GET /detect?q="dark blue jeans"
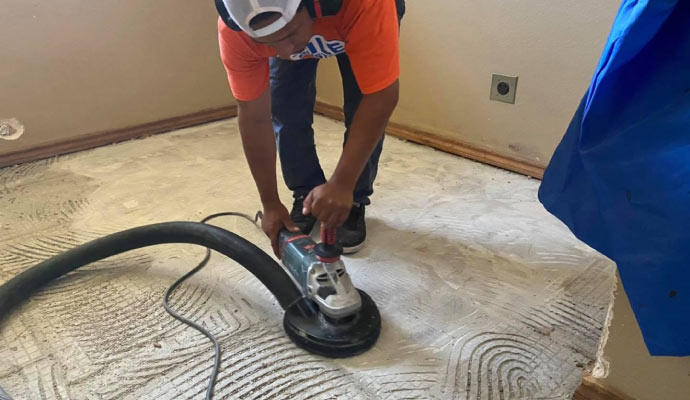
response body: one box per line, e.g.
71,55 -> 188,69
269,0 -> 405,205
269,55 -> 382,205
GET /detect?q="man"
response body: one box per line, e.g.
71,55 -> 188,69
217,0 -> 404,256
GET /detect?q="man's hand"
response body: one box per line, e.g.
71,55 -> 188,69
261,201 -> 301,257
302,181 -> 353,229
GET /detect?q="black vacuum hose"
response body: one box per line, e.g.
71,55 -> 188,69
0,219 -> 381,399
0,221 -> 303,323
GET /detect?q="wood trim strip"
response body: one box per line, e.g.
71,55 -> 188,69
3,102 -> 545,180
574,376 -> 636,400
314,101 -> 546,179
0,105 -> 238,168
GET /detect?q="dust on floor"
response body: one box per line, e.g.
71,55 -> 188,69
0,115 -> 616,399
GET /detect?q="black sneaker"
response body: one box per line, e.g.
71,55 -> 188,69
337,203 -> 366,254
290,197 -> 317,235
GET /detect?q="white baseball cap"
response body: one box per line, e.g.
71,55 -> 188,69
220,0 -> 303,38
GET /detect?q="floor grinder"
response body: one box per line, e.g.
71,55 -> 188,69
0,217 -> 381,399
279,227 -> 380,357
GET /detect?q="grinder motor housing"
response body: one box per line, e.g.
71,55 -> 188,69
278,230 -> 362,319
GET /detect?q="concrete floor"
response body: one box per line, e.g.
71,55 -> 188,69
0,116 -> 616,399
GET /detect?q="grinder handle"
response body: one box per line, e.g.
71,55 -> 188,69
316,226 -> 341,260
321,227 -> 337,245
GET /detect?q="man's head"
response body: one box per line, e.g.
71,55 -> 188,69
221,0 -> 314,58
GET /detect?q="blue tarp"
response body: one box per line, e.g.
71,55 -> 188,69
539,0 -> 690,356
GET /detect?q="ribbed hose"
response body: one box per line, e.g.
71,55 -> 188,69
0,221 -> 303,323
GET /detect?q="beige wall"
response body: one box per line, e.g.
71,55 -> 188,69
601,275 -> 690,400
1,0 -> 233,155
317,0 -> 620,165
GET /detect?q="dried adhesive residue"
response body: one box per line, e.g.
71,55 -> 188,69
592,277 -> 618,379
0,116 -> 617,399
0,118 -> 25,140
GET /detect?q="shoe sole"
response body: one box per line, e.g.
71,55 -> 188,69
341,241 -> 365,254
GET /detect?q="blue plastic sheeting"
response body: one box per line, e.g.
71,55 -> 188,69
539,0 -> 690,356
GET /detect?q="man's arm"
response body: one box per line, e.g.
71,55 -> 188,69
237,89 -> 279,206
237,89 -> 299,256
303,80 -> 399,228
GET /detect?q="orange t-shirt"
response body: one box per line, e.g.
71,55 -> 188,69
218,0 -> 400,101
